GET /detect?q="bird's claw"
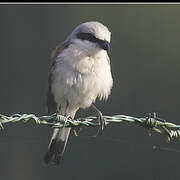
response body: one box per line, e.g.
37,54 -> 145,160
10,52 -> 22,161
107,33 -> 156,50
64,114 -> 73,120
90,104 -> 106,137
98,112 -> 106,132
93,112 -> 106,137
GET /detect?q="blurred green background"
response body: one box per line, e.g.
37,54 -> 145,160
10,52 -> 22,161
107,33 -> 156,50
0,4 -> 180,180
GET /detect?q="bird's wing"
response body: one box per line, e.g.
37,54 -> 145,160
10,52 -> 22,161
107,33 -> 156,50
47,41 -> 69,114
50,41 -> 69,66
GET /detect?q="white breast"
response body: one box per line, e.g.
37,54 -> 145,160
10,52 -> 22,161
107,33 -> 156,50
51,44 -> 113,113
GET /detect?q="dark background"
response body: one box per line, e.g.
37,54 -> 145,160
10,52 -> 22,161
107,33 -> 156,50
0,4 -> 180,180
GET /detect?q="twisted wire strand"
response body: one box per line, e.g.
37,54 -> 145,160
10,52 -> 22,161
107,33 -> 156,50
0,112 -> 180,142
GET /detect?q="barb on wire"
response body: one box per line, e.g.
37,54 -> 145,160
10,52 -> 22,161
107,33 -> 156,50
0,112 -> 180,142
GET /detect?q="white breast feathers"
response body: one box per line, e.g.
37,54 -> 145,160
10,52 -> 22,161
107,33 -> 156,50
51,44 -> 113,113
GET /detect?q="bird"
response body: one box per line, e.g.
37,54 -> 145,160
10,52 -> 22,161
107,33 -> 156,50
44,21 -> 113,165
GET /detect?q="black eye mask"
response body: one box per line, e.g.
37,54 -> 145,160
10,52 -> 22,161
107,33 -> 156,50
76,33 -> 110,51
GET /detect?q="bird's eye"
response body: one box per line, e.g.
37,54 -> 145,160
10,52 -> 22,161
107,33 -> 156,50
76,32 -> 110,51
77,33 -> 98,43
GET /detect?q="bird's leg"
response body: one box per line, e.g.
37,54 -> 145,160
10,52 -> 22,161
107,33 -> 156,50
64,100 -> 73,120
61,101 -> 73,127
91,104 -> 106,136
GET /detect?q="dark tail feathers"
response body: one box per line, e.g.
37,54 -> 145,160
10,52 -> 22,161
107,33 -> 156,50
44,138 -> 65,165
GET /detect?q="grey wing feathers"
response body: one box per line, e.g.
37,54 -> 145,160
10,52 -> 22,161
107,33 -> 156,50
47,41 -> 69,115
47,72 -> 57,115
45,41 -> 70,166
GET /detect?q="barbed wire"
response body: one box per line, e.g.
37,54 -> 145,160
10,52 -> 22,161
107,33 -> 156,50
0,112 -> 180,142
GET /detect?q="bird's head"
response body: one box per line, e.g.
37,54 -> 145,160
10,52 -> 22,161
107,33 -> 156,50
66,21 -> 111,54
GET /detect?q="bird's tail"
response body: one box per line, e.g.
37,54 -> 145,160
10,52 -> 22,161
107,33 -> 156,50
44,127 -> 71,165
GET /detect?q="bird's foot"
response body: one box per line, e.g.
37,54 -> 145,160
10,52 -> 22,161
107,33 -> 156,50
64,114 -> 73,120
98,111 -> 106,132
91,104 -> 106,137
61,114 -> 73,128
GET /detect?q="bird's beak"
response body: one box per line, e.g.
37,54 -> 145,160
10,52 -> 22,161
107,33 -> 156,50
98,41 -> 110,52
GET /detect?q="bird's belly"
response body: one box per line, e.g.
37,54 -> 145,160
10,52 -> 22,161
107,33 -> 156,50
70,72 -> 101,108
52,51 -> 113,111
52,68 -> 112,111
62,72 -> 101,109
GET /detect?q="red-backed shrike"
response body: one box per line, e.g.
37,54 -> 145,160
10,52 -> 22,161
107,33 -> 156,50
44,21 -> 113,165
